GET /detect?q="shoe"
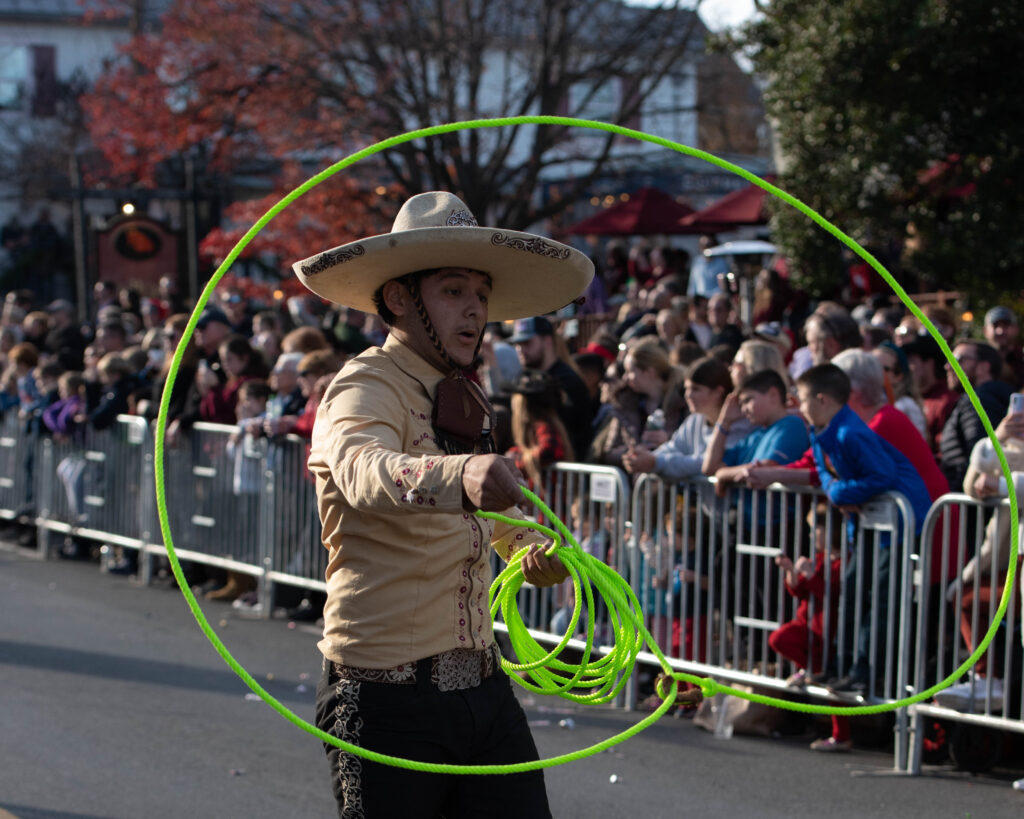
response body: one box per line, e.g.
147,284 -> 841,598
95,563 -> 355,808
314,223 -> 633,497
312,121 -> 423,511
107,558 -> 137,576
828,675 -> 867,696
785,669 -> 807,688
807,670 -> 835,686
232,592 -> 264,615
58,538 -> 90,560
934,677 -> 1004,713
810,737 -> 852,753
285,598 -> 323,622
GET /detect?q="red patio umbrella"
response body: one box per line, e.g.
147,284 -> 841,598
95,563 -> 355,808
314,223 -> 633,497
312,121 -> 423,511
681,175 -> 776,230
567,186 -> 698,236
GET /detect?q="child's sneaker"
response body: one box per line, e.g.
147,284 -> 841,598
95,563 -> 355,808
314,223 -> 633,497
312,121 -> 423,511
785,669 -> 807,688
810,737 -> 852,753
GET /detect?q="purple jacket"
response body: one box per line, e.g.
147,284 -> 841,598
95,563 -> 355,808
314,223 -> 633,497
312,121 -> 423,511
42,394 -> 85,436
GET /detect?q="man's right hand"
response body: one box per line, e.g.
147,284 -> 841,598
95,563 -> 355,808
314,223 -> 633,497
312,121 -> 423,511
462,454 -> 525,512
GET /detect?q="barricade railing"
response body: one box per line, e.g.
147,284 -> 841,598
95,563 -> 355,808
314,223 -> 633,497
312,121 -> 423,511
485,462 -> 635,704
35,415 -> 152,555
632,474 -> 919,769
0,411 -> 37,528
907,493 -> 1023,774
1,412 -> 978,771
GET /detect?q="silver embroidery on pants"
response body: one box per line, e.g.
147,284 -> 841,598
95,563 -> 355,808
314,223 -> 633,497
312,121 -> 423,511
332,679 -> 365,819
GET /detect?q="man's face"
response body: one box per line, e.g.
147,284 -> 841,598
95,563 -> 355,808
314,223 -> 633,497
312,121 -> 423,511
797,384 -> 830,429
947,344 -> 978,390
515,335 -> 545,369
985,319 -> 1018,352
708,296 -> 730,329
238,393 -> 265,420
906,353 -> 935,394
271,367 -> 298,395
805,322 -> 836,365
223,293 -> 247,323
414,268 -> 491,369
94,326 -> 124,354
739,388 -> 777,427
195,321 -> 229,355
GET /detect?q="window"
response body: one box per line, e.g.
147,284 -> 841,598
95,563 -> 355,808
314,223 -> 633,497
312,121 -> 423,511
0,45 -> 29,111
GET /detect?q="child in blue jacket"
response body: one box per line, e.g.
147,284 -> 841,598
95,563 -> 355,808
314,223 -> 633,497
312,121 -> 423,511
795,363 -> 932,696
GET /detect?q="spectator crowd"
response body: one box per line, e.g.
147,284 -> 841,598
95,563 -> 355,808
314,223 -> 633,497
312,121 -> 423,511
3,232 -> 1023,762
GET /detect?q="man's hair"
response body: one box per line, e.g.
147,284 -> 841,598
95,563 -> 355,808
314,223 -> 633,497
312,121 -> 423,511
685,356 -> 732,393
572,352 -> 607,379
372,270 -> 438,326
831,348 -> 885,406
960,340 -> 1002,381
903,335 -> 946,377
737,368 -> 788,402
8,342 -> 39,367
239,378 -> 271,402
298,349 -> 339,378
280,325 -> 330,354
98,319 -> 127,340
36,361 -> 64,381
796,363 -> 851,404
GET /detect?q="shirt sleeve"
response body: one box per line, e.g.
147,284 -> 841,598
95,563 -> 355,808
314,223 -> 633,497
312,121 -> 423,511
815,427 -> 897,506
489,507 -> 547,562
653,415 -> 706,480
315,366 -> 473,515
764,417 -> 810,465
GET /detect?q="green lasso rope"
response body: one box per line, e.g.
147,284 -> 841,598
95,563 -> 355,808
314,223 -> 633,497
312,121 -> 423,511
153,115 -> 1018,774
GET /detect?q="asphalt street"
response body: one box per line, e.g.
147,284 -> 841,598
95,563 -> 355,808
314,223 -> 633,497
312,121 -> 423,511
2,542 -> 1022,819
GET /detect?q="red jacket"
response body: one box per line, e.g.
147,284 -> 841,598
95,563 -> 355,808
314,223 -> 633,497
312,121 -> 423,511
785,551 -> 843,639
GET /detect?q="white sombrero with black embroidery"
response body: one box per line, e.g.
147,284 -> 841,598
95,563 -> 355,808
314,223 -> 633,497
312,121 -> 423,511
292,191 -> 593,321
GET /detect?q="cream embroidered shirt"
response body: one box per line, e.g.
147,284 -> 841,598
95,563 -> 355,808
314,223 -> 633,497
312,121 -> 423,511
309,334 -> 543,668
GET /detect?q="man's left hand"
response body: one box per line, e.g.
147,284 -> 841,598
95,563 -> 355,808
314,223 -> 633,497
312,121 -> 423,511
520,545 -> 569,587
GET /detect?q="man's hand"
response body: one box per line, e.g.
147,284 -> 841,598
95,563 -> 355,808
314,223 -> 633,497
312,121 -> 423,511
520,544 -> 569,587
461,454 -> 525,512
973,472 -> 999,498
623,445 -> 656,475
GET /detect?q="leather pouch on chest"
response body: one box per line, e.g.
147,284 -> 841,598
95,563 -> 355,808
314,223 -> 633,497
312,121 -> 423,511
432,374 -> 493,451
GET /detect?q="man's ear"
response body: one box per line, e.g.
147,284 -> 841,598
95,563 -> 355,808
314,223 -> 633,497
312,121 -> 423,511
381,280 -> 408,319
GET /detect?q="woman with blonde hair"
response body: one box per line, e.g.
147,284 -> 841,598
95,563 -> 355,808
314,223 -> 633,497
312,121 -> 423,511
589,338 -> 685,468
729,339 -> 791,391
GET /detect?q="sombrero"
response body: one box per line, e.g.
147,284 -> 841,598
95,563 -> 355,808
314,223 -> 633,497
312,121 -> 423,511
292,191 -> 593,321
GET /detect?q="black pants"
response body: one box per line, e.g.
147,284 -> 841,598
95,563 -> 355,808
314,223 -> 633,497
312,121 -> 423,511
315,658 -> 551,819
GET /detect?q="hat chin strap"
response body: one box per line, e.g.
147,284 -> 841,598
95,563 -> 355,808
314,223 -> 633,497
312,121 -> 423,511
402,277 -> 494,456
404,276 -> 484,374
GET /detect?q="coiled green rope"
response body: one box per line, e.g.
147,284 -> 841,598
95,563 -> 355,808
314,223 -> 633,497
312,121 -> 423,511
153,115 -> 1017,773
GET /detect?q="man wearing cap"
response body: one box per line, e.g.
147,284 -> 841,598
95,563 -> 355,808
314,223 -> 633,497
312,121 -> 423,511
43,299 -> 86,371
294,191 -> 592,818
904,335 -> 958,454
939,339 -> 1013,490
984,305 -> 1024,389
166,307 -> 232,444
509,315 -> 593,459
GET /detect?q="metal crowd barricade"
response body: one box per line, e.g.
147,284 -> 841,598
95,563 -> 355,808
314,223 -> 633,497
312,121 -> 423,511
907,493 -> 1023,774
143,421 -> 267,587
631,473 -> 918,769
491,463 -> 634,701
1,409 -> 937,756
262,433 -> 327,597
0,411 -> 37,526
34,416 -> 152,560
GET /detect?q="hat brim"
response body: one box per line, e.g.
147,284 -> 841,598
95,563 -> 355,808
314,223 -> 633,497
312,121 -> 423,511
292,227 -> 593,322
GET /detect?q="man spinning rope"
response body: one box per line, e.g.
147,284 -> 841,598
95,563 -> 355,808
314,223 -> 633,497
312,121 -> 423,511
293,191 -> 593,818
